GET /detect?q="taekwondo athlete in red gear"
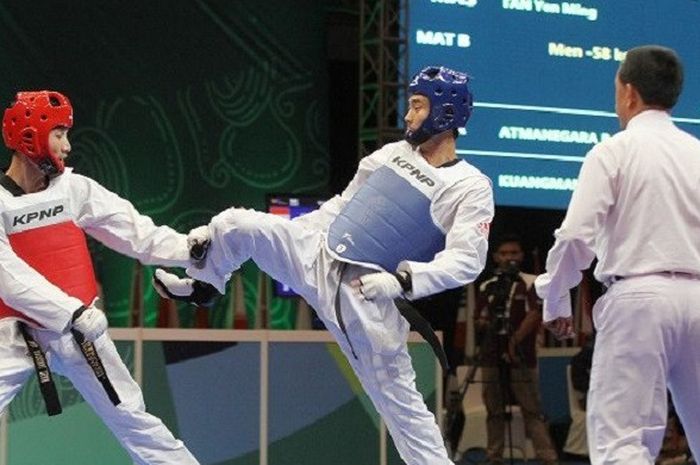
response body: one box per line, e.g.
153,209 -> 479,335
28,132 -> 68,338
0,91 -> 200,465
154,67 -> 494,465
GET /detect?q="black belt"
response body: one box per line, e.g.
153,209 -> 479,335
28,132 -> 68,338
394,299 -> 449,371
335,263 -> 359,360
71,328 -> 121,407
18,323 -> 62,416
333,265 -> 449,370
18,322 -> 122,415
606,271 -> 700,288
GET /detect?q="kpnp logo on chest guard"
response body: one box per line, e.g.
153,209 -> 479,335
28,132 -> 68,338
327,148 -> 449,272
3,199 -> 72,233
388,154 -> 444,196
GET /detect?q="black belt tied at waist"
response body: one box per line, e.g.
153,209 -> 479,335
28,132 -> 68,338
69,328 -> 122,407
18,320 -> 122,417
69,306 -> 121,407
333,264 -> 449,371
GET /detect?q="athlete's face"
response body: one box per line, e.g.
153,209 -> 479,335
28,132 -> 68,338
493,241 -> 524,269
47,126 -> 71,167
404,94 -> 430,133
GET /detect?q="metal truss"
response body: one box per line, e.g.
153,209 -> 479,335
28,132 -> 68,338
358,0 -> 409,158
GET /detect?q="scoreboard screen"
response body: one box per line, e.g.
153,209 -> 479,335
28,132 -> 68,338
408,0 -> 700,209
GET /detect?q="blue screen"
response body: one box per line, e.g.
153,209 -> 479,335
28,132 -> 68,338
408,0 -> 700,209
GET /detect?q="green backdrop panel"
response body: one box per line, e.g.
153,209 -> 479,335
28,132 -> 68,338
0,0 -> 334,329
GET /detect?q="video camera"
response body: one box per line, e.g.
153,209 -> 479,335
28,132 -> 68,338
484,260 -> 521,335
494,260 -> 520,281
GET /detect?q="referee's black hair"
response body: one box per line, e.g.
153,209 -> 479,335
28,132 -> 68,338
618,45 -> 683,109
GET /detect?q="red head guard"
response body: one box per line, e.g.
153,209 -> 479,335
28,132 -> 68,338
2,91 -> 73,175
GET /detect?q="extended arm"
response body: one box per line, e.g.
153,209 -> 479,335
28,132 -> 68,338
75,175 -> 190,267
535,147 -> 617,326
353,175 -> 493,301
399,176 -> 494,299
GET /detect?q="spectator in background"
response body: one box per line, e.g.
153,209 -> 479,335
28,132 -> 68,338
475,234 -> 558,465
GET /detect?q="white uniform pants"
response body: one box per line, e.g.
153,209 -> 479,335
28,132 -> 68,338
588,274 -> 700,464
0,321 -> 198,465
194,208 -> 452,465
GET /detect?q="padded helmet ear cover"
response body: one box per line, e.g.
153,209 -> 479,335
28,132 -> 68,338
405,66 -> 473,145
3,91 -> 73,175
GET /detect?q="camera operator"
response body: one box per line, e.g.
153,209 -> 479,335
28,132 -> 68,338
475,234 -> 558,465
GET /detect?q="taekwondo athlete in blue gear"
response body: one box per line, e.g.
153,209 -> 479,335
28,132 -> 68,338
154,66 -> 494,465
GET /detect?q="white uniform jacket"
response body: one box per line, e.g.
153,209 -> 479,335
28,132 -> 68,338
0,168 -> 189,333
296,140 -> 494,299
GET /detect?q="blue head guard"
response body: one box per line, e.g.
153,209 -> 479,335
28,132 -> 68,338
405,66 -> 473,145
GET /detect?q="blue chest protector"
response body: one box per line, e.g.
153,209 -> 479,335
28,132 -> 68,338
327,164 -> 445,272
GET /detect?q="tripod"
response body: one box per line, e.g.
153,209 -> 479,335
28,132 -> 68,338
485,330 -> 525,464
446,270 -> 532,464
445,342 -> 530,464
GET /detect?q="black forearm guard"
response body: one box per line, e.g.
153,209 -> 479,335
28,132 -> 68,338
191,280 -> 221,307
394,271 -> 413,293
153,274 -> 221,307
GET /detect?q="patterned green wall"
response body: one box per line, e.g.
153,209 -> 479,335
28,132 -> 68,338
0,1 -> 336,328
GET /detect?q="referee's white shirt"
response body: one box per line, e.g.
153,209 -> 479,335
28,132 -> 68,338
535,109 -> 700,321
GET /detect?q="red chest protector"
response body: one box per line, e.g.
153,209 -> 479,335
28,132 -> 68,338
0,221 -> 98,326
